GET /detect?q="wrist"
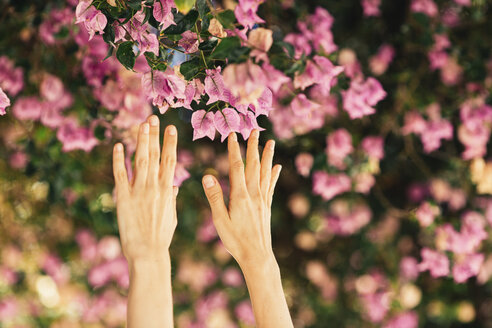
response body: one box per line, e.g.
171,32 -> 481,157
239,253 -> 280,278
128,251 -> 171,272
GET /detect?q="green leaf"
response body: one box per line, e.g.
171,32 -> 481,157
103,46 -> 114,61
116,41 -> 136,70
180,57 -> 204,80
275,41 -> 295,58
198,38 -> 218,51
163,10 -> 199,34
174,0 -> 196,14
216,10 -> 235,28
127,0 -> 142,11
144,52 -> 167,71
196,0 -> 210,18
211,37 -> 241,59
103,24 -> 115,43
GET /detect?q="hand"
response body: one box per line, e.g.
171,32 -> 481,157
112,115 -> 178,264
202,130 -> 282,268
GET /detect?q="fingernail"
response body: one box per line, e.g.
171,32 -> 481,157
150,116 -> 159,126
143,123 -> 149,134
229,132 -> 237,141
203,176 -> 215,188
168,125 -> 177,136
251,129 -> 259,139
115,143 -> 123,152
269,140 -> 275,150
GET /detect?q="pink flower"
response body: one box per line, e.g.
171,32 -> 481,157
40,74 -> 65,102
312,171 -> 351,201
361,136 -> 384,160
294,56 -> 344,93
178,31 -> 199,53
342,77 -> 386,119
410,0 -> 439,17
234,0 -> 265,29
214,108 -> 241,142
361,292 -> 390,323
362,0 -> 381,17
415,202 -> 439,227
0,56 -> 24,96
262,62 -> 290,93
418,248 -> 449,278
295,153 -> 314,177
12,96 -> 42,120
354,172 -> 375,194
369,44 -> 395,75
238,111 -> 264,140
222,60 -> 268,106
153,0 -> 175,29
440,57 -> 463,86
141,68 -> 187,113
428,50 -> 449,70
0,88 -> 10,115
325,201 -> 372,236
197,217 -> 218,242
96,80 -> 123,111
204,67 -> 231,105
76,1 -> 107,40
453,253 -> 484,283
174,163 -> 191,187
384,312 -> 418,328
248,27 -> 273,61
235,300 -> 255,325
222,268 -> 243,287
400,257 -> 420,281
9,151 -> 28,170
326,129 -> 353,169
454,0 -> 471,6
56,118 -> 99,152
0,297 -> 19,321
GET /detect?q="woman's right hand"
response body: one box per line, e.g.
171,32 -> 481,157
201,130 -> 282,268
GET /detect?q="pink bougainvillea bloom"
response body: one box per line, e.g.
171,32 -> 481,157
342,77 -> 386,119
235,300 -> 256,326
361,292 -> 390,323
178,31 -> 199,54
0,56 -> 24,96
410,0 -> 439,17
454,0 -> 471,6
326,128 -> 353,169
204,67 -> 231,105
174,163 -> 191,187
141,68 -> 187,113
362,0 -> 381,17
354,172 -> 376,194
12,96 -> 42,120
153,0 -> 175,29
294,56 -> 344,93
453,253 -> 484,283
76,1 -> 107,40
400,257 -> 420,281
325,201 -> 372,236
361,136 -> 384,160
248,27 -> 273,61
418,248 -> 449,277
214,108 -> 241,142
415,202 -> 439,227
222,267 -> 243,287
234,0 -> 265,29
191,110 -> 216,141
223,60 -> 268,106
238,111 -> 264,140
369,44 -> 395,75
295,153 -> 314,177
40,74 -> 65,102
384,311 -> 419,328
290,93 -> 320,118
312,171 -> 351,201
261,62 -> 290,93
56,118 -> 99,152
197,217 -> 217,242
0,88 -> 10,115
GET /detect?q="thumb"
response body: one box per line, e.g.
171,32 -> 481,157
202,175 -> 229,222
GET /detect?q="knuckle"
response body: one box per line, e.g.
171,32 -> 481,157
136,157 -> 148,168
163,154 -> 176,167
149,149 -> 160,159
208,191 -> 222,204
231,160 -> 244,170
116,170 -> 127,181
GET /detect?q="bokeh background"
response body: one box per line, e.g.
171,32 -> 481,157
1,0 -> 492,327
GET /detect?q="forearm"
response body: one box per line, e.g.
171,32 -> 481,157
240,256 -> 294,328
127,254 -> 173,328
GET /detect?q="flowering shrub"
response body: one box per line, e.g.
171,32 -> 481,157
1,0 -> 492,327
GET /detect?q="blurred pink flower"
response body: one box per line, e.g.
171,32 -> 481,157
410,0 -> 439,17
342,77 -> 386,119
0,56 -> 24,96
248,27 -> 273,62
361,292 -> 390,323
416,202 -> 439,227
418,248 -> 449,277
56,118 -> 99,152
0,297 -> 19,321
0,87 -> 10,115
440,57 -> 463,85
325,201 -> 372,236
222,268 -> 243,287
354,172 -> 376,194
234,0 -> 265,29
294,56 -> 343,93
295,153 -> 314,177
361,136 -> 384,160
326,129 -> 353,169
362,0 -> 381,16
235,300 -> 255,326
197,217 -> 218,243
453,253 -> 484,283
12,96 -> 42,121
312,171 -> 351,201
400,257 -> 419,281
369,44 -> 395,75
384,311 -> 418,328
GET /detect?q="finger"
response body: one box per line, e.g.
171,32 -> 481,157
260,140 -> 275,201
173,186 -> 179,224
228,132 -> 247,196
245,130 -> 261,200
147,115 -> 160,188
267,164 -> 282,207
202,175 -> 229,223
133,122 -> 150,190
113,143 -> 129,195
159,125 -> 178,190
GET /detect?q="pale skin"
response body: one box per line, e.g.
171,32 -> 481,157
112,115 -> 293,327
